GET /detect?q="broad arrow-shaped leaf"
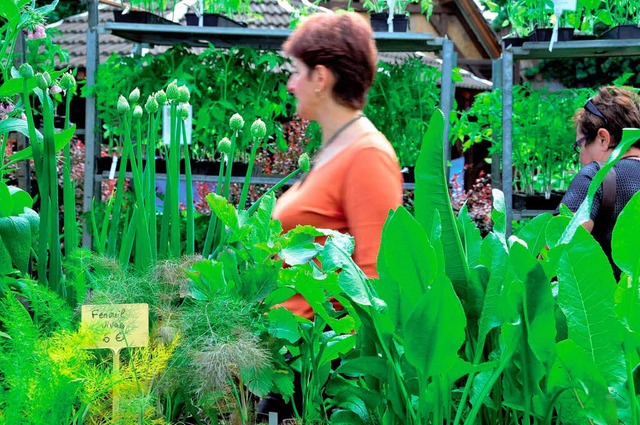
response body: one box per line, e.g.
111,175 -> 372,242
404,273 -> 466,378
414,109 -> 469,299
612,190 -> 640,280
377,206 -> 437,334
0,215 -> 32,273
556,226 -> 625,386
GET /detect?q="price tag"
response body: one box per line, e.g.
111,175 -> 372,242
81,303 -> 149,350
554,0 -> 576,11
108,155 -> 118,180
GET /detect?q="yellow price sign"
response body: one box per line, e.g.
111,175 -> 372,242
81,303 -> 149,350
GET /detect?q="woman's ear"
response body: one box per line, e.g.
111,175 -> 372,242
596,128 -> 613,151
313,64 -> 334,93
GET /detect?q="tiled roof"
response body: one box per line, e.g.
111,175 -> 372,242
50,0 -> 293,67
50,1 -> 490,89
249,0 -> 294,29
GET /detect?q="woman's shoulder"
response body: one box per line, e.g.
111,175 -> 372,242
580,161 -> 603,177
349,131 -> 397,158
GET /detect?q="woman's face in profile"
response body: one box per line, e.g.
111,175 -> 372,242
287,58 -> 318,120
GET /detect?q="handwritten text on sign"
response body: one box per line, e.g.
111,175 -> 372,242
81,303 -> 149,350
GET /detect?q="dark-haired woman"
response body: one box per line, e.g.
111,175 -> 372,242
272,12 -> 403,318
560,86 -> 640,279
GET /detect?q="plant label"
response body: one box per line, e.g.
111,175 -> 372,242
553,0 -> 576,12
162,104 -> 192,145
81,303 -> 149,350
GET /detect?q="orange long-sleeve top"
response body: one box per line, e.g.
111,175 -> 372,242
272,131 -> 403,319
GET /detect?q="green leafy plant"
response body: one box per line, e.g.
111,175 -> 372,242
1,0 -> 78,303
362,0 -> 433,16
365,57 -> 444,168
88,46 -> 292,163
451,84 -> 590,196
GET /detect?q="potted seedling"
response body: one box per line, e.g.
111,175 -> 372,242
112,0 -> 178,25
363,0 -> 432,32
184,0 -> 249,27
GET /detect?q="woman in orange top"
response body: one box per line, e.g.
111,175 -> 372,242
272,12 -> 404,319
258,11 -> 403,422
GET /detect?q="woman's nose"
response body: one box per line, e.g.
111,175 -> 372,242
286,76 -> 296,94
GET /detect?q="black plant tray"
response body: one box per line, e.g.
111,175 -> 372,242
600,24 -> 640,40
513,192 -> 564,211
528,28 -> 574,42
184,13 -> 247,28
113,10 -> 178,25
370,13 -> 409,33
502,36 -> 527,48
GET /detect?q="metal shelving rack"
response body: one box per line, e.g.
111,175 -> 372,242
496,38 -> 640,234
84,0 -> 457,245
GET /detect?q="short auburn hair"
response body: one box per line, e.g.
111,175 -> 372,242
575,86 -> 640,150
283,12 -> 377,110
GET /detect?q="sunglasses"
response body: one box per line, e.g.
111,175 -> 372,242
584,98 -> 608,124
573,135 -> 588,154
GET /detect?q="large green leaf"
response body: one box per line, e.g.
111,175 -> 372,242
268,307 -> 301,344
0,240 -> 12,274
320,333 -> 356,365
0,118 -> 43,144
335,356 -> 388,381
0,183 -> 11,217
326,380 -> 382,424
523,262 -> 557,368
515,212 -> 553,258
318,229 -> 355,272
283,267 -> 354,334
556,227 -> 625,386
414,109 -> 469,297
491,189 -> 507,246
280,232 -> 318,266
377,206 -> 437,333
6,124 -> 75,163
548,340 -> 618,425
477,233 -> 510,344
319,231 -> 376,309
7,186 -> 33,216
206,192 -> 240,233
457,204 -> 482,269
611,191 -> 640,280
0,215 -> 32,274
0,0 -> 19,19
404,273 -> 466,378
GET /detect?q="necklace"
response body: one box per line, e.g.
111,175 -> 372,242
322,114 -> 364,149
298,114 -> 364,186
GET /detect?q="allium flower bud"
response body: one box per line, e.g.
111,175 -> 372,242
229,113 -> 244,131
132,105 -> 143,119
166,81 -> 179,101
177,85 -> 190,103
59,73 -> 76,91
43,71 -> 52,87
117,95 -> 130,115
217,137 -> 232,154
35,72 -> 48,90
144,95 -> 159,114
19,63 -> 34,79
155,90 -> 167,105
49,85 -> 62,95
250,118 -> 267,140
177,103 -> 190,120
298,153 -> 310,172
129,87 -> 140,103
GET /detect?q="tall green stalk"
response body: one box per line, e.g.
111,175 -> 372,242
61,73 -> 78,258
238,119 -> 266,210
